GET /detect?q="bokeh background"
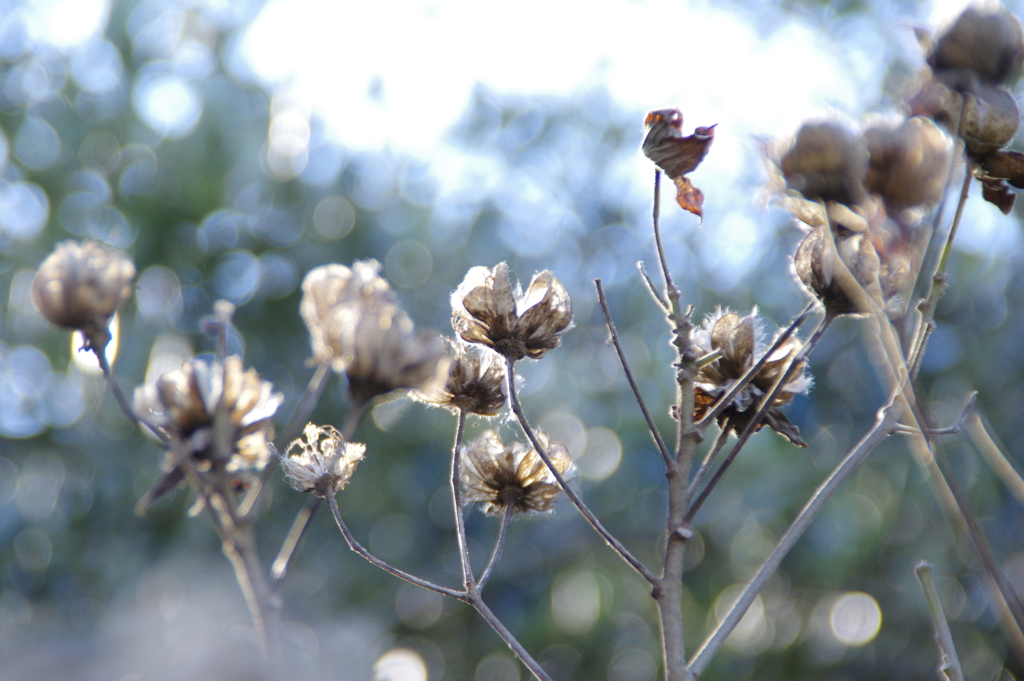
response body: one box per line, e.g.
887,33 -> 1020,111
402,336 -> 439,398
3,0 -> 1024,679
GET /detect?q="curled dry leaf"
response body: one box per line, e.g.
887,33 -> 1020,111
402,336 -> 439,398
642,108 -> 715,219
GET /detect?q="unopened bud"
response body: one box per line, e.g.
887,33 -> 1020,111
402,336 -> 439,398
32,240 -> 135,335
780,122 -> 867,205
865,117 -> 953,208
930,6 -> 1024,87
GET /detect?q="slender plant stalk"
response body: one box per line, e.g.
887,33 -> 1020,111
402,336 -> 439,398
916,562 -> 965,681
689,396 -> 904,674
595,278 -> 672,466
268,399 -> 369,587
327,492 -> 466,599
451,410 -> 474,587
638,261 -> 670,311
684,314 -> 833,525
506,358 -> 656,584
685,422 -> 731,505
478,504 -> 513,591
469,594 -> 554,681
967,413 -> 1024,509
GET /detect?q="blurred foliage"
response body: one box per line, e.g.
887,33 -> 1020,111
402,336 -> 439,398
3,0 -> 1024,680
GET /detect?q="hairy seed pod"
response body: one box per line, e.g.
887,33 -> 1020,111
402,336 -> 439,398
794,227 -> 882,316
930,5 -> 1024,87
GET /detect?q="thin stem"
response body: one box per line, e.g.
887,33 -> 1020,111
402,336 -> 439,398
451,410 -> 473,587
685,421 -> 731,506
478,504 -> 512,592
916,562 -> 965,681
967,412 -> 1024,509
267,399 -> 370,587
652,169 -> 678,303
470,595 -> 554,681
637,261 -> 670,312
506,358 -> 656,584
595,278 -> 672,467
327,493 -> 467,600
685,314 -> 832,525
241,363 -> 332,518
695,303 -> 815,432
87,330 -> 163,439
689,397 -> 903,675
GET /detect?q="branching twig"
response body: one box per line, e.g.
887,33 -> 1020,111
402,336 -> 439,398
451,410 -> 474,587
638,261 -> 670,312
916,562 -> 965,681
967,412 -> 1024,509
506,359 -> 656,584
478,504 -> 513,591
685,421 -> 731,505
689,397 -> 903,674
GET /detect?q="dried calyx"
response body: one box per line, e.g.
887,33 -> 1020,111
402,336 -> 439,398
461,429 -> 575,516
301,261 -> 448,403
32,240 -> 136,347
452,262 -> 573,362
133,356 -> 282,508
412,338 -> 508,417
689,309 -> 812,447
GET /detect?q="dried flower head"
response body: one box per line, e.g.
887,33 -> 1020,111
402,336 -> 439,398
779,121 -> 867,205
691,309 -> 812,447
134,356 -> 282,506
865,117 -> 953,209
413,338 -> 507,416
280,423 -> 365,497
461,430 -> 574,515
793,225 -> 884,317
300,261 -> 397,372
301,261 -> 448,402
930,5 -> 1024,88
452,263 -> 573,361
32,240 -> 136,340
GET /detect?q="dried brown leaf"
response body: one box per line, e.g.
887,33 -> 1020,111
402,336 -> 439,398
642,108 -> 715,219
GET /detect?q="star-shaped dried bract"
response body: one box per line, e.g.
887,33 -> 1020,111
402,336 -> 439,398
642,108 -> 716,219
133,356 -> 283,508
461,430 -> 574,516
452,263 -> 573,362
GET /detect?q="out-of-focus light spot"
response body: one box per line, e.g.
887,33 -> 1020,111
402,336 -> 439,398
475,652 -> 520,681
608,648 -> 657,681
313,195 -> 356,240
373,648 -> 427,681
24,0 -> 109,49
253,207 -> 303,247
15,454 -> 65,522
48,369 -> 85,428
385,240 -> 432,288
0,127 -> 8,171
552,569 -> 601,634
14,117 -> 61,171
118,144 -> 158,198
369,513 -> 414,562
137,266 -> 183,325
714,585 -> 771,653
829,591 -> 881,646
144,334 -> 193,385
4,58 -> 65,106
197,209 -> 244,253
0,181 -> 49,242
0,345 -> 54,438
70,40 -> 123,93
14,527 -> 52,571
265,87 -> 311,180
213,250 -> 260,303
132,70 -> 202,139
257,251 -> 298,300
538,411 -> 587,455
72,313 -> 119,375
395,583 -> 443,629
577,426 -> 621,481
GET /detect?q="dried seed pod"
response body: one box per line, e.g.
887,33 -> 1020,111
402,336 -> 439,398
865,117 -> 953,208
460,430 -> 574,516
793,227 -> 883,316
780,121 -> 867,205
412,338 -> 507,417
452,263 -> 573,361
32,240 -> 136,336
960,86 -> 1019,155
930,5 -> 1024,87
690,309 -> 812,447
280,423 -> 365,497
